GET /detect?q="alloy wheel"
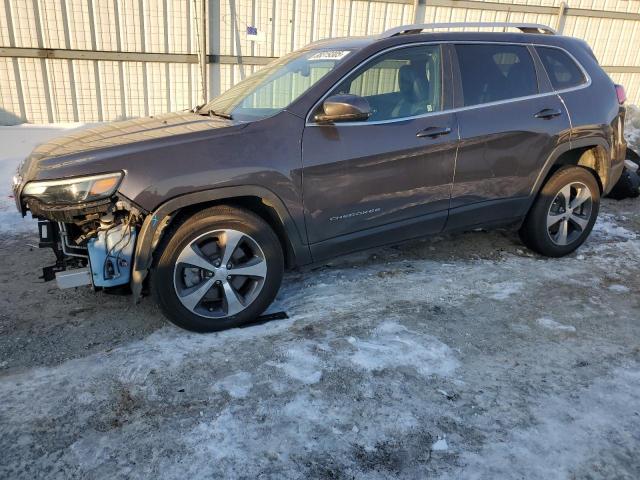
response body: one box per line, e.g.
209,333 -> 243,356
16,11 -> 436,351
172,229 -> 267,318
546,181 -> 593,246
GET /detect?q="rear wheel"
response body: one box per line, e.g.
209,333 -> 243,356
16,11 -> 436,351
520,166 -> 600,257
151,206 -> 284,332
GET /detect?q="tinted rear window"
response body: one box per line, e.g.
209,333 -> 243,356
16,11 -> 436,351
455,44 -> 538,107
536,47 -> 586,90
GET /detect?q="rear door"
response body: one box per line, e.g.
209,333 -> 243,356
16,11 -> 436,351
448,42 -> 571,230
301,44 -> 459,259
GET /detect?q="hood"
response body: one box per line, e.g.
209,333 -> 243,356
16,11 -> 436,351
13,111 -> 245,213
30,112 -> 232,161
17,112 -> 240,180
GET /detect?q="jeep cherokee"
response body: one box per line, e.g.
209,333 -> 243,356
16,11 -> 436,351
12,22 -> 627,332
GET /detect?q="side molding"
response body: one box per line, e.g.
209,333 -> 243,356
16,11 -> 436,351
130,186 -> 311,301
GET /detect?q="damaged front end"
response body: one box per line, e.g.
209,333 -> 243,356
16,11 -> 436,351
18,173 -> 145,292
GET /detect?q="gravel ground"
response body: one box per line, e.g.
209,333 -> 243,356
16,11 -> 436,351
1,196 -> 639,479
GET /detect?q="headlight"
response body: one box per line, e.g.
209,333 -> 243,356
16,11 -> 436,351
22,172 -> 123,204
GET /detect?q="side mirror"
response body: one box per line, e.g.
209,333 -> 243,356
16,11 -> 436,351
314,94 -> 371,124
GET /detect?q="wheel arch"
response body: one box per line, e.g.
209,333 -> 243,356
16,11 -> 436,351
531,139 -> 612,198
131,186 -> 312,301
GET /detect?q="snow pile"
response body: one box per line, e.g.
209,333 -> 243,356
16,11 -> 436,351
536,317 -> 576,333
626,104 -> 640,152
590,213 -> 637,242
348,321 -> 459,377
0,123 -> 87,235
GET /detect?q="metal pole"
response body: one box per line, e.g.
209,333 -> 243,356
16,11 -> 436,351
200,0 -> 208,103
556,1 -> 567,34
413,0 -> 425,24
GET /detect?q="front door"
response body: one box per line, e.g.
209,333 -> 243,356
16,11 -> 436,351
301,44 -> 459,259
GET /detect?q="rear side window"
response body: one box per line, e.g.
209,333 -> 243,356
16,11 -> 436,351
455,44 -> 538,107
536,47 -> 586,90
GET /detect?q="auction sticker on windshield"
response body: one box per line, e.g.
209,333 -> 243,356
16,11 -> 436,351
308,50 -> 351,61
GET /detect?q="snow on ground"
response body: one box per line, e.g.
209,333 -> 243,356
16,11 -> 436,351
1,120 -> 640,478
0,123 -> 87,234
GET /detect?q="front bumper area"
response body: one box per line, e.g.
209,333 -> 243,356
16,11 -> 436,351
24,193 -> 144,292
37,219 -> 138,290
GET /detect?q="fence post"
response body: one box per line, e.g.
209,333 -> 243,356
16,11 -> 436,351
413,0 -> 426,24
556,1 -> 567,34
200,0 -> 208,104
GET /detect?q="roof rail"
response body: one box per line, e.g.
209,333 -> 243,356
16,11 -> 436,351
380,22 -> 557,38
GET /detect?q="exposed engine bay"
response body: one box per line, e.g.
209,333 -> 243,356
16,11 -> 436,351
34,197 -> 144,291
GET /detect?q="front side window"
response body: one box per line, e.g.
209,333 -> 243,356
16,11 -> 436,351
455,44 -> 538,107
201,48 -> 353,121
327,45 -> 442,121
536,47 -> 586,90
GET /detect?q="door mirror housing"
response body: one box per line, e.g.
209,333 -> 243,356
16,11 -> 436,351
314,94 -> 371,123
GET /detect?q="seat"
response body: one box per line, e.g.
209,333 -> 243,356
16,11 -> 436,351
391,65 -> 430,118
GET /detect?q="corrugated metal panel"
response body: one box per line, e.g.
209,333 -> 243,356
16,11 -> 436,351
0,0 -> 205,124
1,0 -> 640,124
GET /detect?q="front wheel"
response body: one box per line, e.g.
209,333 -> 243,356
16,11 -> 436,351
520,166 -> 600,257
151,206 -> 284,332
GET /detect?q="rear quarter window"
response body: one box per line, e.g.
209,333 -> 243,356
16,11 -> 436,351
536,47 -> 587,90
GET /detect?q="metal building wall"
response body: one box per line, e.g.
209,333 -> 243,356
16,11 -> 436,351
0,0 -> 205,125
1,0 -> 639,125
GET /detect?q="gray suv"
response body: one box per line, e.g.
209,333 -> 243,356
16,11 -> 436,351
13,23 -> 627,332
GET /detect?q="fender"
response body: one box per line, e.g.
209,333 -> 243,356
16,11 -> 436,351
130,185 -> 312,301
529,137 -> 612,200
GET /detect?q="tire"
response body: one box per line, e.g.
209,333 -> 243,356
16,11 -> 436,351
151,205 -> 284,332
607,169 -> 640,200
519,166 -> 600,257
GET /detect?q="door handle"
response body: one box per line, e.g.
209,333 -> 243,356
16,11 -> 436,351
416,126 -> 452,138
534,108 -> 562,119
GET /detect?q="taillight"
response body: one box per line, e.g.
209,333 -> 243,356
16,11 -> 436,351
615,84 -> 627,104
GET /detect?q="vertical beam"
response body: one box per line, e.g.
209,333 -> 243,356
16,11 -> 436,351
365,0 -> 371,34
557,1 -> 567,34
3,0 -> 27,121
329,0 -> 335,38
114,0 -> 128,119
163,0 -> 171,112
186,0 -> 193,105
270,0 -> 277,57
209,0 -> 221,98
60,0 -> 79,121
230,0 -> 245,81
251,0 -> 256,57
200,0 -> 208,101
138,0 -> 149,116
413,0 -> 425,24
290,0 -> 296,52
32,0 -> 54,122
87,0 -> 103,121
309,0 -> 316,43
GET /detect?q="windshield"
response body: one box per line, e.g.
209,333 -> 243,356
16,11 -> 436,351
200,48 -> 353,121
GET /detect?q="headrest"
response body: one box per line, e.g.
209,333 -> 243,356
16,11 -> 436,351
398,65 -> 429,101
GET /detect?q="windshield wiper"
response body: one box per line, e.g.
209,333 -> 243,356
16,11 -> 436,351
206,109 -> 233,120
